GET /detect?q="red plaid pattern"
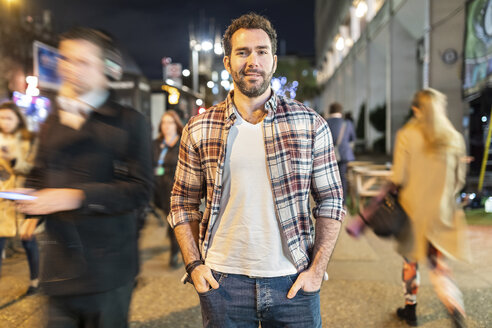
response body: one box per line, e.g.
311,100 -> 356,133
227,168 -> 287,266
170,92 -> 345,271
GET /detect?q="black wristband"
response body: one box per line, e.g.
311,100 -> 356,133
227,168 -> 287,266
185,259 -> 204,276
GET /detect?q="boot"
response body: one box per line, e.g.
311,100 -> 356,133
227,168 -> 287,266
397,303 -> 418,326
25,286 -> 38,296
451,310 -> 466,328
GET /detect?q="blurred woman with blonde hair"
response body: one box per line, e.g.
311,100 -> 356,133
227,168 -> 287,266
0,101 -> 39,295
392,88 -> 469,327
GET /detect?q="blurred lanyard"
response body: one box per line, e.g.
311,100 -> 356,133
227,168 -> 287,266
155,141 -> 169,176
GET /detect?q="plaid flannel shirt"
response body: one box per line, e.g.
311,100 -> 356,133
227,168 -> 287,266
170,91 -> 345,271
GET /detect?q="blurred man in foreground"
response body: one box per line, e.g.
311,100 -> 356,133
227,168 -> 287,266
17,27 -> 152,327
170,13 -> 345,327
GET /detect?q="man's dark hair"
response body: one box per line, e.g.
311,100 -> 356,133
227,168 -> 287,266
329,102 -> 344,114
59,27 -> 123,81
222,13 -> 277,57
60,27 -> 110,57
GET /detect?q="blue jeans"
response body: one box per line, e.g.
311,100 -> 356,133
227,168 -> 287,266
0,237 -> 39,280
198,270 -> 322,328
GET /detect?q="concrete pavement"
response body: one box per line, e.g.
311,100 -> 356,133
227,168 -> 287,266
1,214 -> 491,327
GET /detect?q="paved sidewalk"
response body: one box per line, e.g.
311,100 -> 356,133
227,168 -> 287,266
1,215 -> 491,327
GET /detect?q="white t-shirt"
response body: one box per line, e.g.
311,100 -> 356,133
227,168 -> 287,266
205,110 -> 297,277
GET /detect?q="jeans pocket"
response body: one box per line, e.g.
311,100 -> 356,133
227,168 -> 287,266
197,270 -> 226,297
298,288 -> 321,296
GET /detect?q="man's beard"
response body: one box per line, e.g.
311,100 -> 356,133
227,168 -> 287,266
231,64 -> 274,98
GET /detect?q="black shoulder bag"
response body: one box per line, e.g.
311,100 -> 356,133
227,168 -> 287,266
359,185 -> 409,238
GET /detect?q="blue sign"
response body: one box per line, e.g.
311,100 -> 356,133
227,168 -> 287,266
33,41 -> 61,90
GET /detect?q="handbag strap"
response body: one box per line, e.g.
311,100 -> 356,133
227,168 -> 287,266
336,121 -> 347,147
358,211 -> 370,225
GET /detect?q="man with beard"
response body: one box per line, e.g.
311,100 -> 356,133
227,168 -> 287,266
170,13 -> 345,327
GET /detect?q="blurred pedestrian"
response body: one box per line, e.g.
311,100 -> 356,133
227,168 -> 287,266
392,88 -> 469,327
170,13 -> 344,327
344,111 -> 354,124
0,101 -> 39,295
16,27 -> 152,328
153,110 -> 182,268
326,102 -> 356,203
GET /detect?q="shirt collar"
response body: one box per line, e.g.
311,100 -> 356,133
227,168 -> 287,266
224,91 -> 236,120
78,88 -> 110,109
225,90 -> 278,121
57,89 -> 116,117
328,113 -> 343,119
264,91 -> 277,113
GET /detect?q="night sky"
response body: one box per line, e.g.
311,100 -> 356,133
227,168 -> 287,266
33,0 -> 315,79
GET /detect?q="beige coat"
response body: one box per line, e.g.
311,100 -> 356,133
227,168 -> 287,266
0,132 -> 36,237
391,119 -> 469,262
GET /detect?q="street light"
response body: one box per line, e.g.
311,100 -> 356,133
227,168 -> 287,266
221,70 -> 229,80
220,80 -> 230,90
355,1 -> 368,18
25,76 -> 39,97
335,36 -> 345,51
214,42 -> 223,55
201,40 -> 213,52
190,39 -> 213,93
190,39 -> 200,92
3,0 -> 17,13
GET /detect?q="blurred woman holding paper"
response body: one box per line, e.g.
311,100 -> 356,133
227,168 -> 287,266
0,101 -> 39,295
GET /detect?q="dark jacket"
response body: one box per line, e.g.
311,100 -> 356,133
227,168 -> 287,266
25,97 -> 153,296
326,117 -> 356,163
152,137 -> 180,213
